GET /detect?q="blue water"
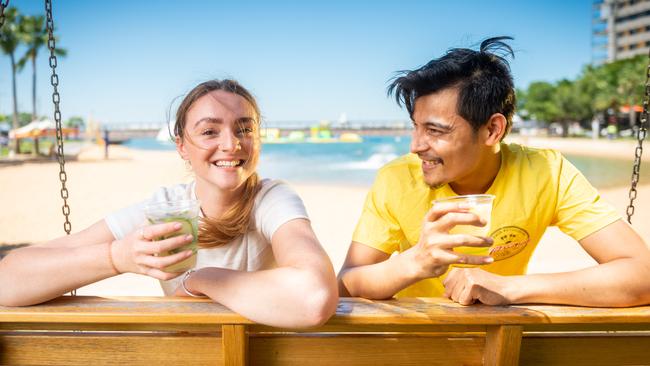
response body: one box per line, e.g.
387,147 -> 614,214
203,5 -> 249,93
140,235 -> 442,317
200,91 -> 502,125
125,136 -> 650,188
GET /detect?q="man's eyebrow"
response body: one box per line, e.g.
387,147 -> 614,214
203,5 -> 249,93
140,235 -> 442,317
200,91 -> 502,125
413,120 -> 453,131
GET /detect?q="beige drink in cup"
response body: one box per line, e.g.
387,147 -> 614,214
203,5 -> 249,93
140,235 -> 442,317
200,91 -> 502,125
144,199 -> 200,272
433,194 -> 495,264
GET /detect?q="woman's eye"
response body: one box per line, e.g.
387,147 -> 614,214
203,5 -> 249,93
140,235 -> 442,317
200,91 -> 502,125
201,129 -> 218,136
237,127 -> 254,136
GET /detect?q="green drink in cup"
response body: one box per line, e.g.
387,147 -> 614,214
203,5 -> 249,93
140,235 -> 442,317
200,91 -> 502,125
433,194 -> 495,266
144,199 -> 200,273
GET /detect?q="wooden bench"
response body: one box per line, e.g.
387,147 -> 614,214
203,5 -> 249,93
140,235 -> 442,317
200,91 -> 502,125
1,296 -> 649,365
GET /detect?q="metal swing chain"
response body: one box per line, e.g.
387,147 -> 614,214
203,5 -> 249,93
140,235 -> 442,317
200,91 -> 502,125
626,61 -> 649,224
45,0 -> 72,236
46,0 -> 75,297
0,0 -> 9,30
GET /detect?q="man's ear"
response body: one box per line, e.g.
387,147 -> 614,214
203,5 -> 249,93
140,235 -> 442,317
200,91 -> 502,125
176,136 -> 190,160
483,113 -> 507,146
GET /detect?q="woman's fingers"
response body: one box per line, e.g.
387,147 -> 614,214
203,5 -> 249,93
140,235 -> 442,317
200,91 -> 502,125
144,267 -> 186,281
138,250 -> 193,270
139,234 -> 194,255
140,222 -> 183,242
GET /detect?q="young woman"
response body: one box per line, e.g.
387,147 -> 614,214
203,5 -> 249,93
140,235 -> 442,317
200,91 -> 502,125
0,79 -> 338,328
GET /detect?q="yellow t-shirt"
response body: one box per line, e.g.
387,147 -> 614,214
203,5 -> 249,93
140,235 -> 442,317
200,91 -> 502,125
351,142 -> 621,297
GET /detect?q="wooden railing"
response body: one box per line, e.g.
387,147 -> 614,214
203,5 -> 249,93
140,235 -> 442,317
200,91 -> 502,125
1,296 -> 649,365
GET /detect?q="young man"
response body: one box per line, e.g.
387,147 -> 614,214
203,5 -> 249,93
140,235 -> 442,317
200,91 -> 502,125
338,37 -> 650,307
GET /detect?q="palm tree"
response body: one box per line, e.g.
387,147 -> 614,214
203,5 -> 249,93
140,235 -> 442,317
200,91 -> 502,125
18,15 -> 67,121
0,8 -> 24,152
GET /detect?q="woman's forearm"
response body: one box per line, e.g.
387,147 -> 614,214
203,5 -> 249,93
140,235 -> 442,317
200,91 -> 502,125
189,266 -> 338,328
0,243 -> 116,306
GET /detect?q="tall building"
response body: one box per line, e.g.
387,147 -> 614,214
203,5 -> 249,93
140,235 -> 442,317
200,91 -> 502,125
593,0 -> 650,63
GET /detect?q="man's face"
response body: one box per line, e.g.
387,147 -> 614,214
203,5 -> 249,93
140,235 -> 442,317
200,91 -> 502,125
410,88 -> 487,190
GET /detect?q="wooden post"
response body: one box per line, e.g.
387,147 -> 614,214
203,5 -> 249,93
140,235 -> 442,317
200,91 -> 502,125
222,324 -> 248,366
484,325 -> 522,366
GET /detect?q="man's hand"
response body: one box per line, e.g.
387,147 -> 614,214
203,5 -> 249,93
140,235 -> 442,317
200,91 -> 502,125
443,267 -> 513,305
405,201 -> 494,279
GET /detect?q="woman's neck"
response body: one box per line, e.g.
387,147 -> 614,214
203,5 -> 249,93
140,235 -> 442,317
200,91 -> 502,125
194,178 -> 242,218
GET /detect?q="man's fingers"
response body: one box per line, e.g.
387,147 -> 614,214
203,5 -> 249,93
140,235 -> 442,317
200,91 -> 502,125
439,234 -> 493,249
453,253 -> 494,265
436,212 -> 486,232
428,247 -> 493,267
457,285 -> 477,306
424,201 -> 470,222
443,267 -> 459,287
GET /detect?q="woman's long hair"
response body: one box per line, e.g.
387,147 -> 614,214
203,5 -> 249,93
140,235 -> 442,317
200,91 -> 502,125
175,79 -> 262,248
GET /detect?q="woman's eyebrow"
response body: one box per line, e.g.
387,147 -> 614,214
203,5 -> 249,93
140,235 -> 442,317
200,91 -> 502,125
235,117 -> 256,124
194,117 -> 223,127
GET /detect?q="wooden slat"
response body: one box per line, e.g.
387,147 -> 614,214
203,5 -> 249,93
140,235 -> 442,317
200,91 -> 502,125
520,336 -> 650,365
0,333 -> 222,366
0,322 -> 223,332
523,323 -> 650,332
249,335 -> 484,366
2,297 -> 650,326
0,296 -> 250,325
251,324 -> 488,334
484,325 -> 522,366
223,325 -> 248,366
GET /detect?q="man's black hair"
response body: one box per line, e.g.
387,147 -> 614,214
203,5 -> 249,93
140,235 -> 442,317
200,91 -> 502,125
388,36 -> 516,136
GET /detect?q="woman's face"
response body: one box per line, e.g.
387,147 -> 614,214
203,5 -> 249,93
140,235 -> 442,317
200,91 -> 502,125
176,90 -> 260,192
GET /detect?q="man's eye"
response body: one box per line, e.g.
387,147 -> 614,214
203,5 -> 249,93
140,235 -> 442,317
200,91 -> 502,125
427,129 -> 442,135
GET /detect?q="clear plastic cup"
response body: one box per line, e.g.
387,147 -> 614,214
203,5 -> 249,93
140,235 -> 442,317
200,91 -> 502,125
433,194 -> 495,263
144,199 -> 200,272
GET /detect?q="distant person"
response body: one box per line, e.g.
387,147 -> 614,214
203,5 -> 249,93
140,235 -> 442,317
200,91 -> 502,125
338,37 -> 650,307
0,79 -> 338,328
591,116 -> 600,140
607,123 -> 618,140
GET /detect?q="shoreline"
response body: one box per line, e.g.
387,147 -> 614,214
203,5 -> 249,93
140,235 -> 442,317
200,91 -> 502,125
505,135 -> 645,160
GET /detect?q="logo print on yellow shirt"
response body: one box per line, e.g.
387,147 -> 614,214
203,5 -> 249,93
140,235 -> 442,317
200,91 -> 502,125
488,226 -> 530,261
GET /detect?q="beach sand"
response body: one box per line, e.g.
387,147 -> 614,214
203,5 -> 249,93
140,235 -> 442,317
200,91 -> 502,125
1,139 -> 649,296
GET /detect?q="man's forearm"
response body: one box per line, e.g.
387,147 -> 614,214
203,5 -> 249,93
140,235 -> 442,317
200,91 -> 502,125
508,258 -> 650,307
339,253 -> 422,299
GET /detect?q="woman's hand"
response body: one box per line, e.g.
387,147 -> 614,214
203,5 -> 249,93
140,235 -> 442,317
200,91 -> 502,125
111,222 -> 195,280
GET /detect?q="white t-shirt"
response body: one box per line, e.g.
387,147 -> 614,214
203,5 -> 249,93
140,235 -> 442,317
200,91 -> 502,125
104,179 -> 309,295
